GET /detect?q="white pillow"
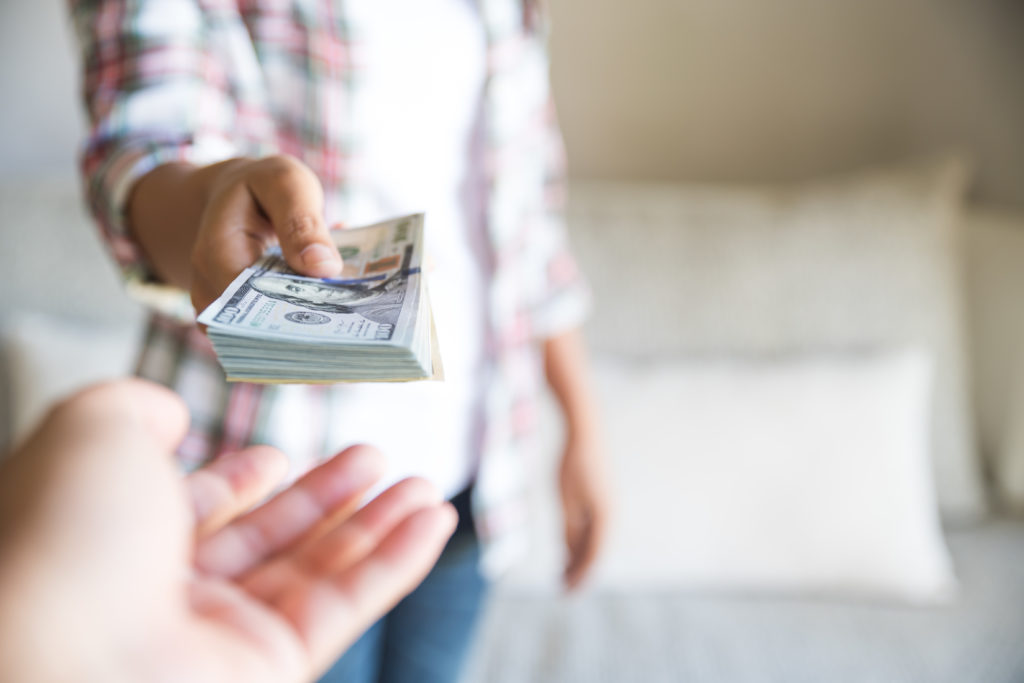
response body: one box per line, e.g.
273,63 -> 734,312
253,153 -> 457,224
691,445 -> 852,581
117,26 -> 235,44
510,351 -> 957,603
3,313 -> 141,445
569,158 -> 982,520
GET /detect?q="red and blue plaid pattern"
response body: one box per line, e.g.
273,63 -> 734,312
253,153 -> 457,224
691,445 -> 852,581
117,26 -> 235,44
71,0 -> 590,575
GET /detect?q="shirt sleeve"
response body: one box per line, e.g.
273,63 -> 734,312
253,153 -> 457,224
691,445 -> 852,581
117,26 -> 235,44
69,0 -> 263,310
525,105 -> 592,340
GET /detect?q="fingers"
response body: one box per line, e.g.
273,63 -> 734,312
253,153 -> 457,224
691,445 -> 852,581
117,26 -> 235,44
189,155 -> 340,313
563,514 -> 603,591
559,443 -> 611,591
241,477 -> 444,602
300,478 -> 442,574
194,445 -> 385,578
191,180 -> 275,311
187,445 -> 289,538
561,483 -> 609,590
245,155 -> 342,277
259,500 -> 457,674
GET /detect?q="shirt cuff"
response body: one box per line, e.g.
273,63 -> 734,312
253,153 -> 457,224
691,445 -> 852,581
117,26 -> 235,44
104,137 -> 239,237
530,260 -> 592,340
89,137 -> 239,322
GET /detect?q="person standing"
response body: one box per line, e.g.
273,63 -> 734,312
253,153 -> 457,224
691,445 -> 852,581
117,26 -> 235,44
70,1 -> 609,681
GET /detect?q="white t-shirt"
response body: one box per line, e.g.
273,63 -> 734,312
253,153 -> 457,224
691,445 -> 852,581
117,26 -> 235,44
268,0 -> 490,499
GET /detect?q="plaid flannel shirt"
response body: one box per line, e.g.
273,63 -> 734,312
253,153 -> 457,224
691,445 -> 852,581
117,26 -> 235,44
71,0 -> 589,574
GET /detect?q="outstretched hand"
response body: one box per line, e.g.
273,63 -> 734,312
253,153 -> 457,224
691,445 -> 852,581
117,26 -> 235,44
128,154 -> 345,314
0,379 -> 455,683
188,155 -> 344,313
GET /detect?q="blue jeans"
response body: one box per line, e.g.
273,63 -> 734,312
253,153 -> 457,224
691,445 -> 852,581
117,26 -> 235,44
318,487 -> 487,683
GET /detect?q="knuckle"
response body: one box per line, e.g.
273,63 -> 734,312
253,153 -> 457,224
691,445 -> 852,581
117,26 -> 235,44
258,154 -> 303,180
219,157 -> 257,182
260,154 -> 322,192
281,212 -> 321,243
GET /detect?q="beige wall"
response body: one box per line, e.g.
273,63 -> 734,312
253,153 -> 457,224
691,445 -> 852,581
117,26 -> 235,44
549,0 -> 1024,206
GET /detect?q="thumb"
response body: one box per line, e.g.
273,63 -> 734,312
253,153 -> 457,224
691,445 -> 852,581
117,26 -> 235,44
0,379 -> 191,566
13,379 -> 190,463
246,155 -> 343,277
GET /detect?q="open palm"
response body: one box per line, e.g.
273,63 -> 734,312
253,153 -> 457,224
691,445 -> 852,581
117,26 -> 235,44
0,380 -> 455,683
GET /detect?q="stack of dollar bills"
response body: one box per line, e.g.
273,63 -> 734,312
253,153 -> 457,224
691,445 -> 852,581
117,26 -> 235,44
197,214 -> 442,383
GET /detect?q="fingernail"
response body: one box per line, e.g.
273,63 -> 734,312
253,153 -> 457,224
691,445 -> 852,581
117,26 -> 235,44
300,243 -> 342,274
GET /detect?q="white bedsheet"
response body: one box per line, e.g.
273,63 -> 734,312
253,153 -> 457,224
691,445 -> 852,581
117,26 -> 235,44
466,520 -> 1024,683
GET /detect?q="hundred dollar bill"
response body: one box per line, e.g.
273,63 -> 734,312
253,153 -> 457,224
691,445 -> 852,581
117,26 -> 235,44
197,213 -> 441,383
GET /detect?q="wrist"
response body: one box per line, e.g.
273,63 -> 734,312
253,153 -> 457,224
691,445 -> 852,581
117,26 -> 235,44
125,157 -> 252,290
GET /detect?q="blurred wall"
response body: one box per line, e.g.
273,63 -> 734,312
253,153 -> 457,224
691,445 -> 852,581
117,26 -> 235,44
2,1 -> 1023,206
0,0 -> 83,180
549,0 -> 1024,206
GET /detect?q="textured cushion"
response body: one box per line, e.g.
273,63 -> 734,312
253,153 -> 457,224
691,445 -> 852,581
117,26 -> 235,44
512,352 -> 957,602
568,159 -> 982,519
